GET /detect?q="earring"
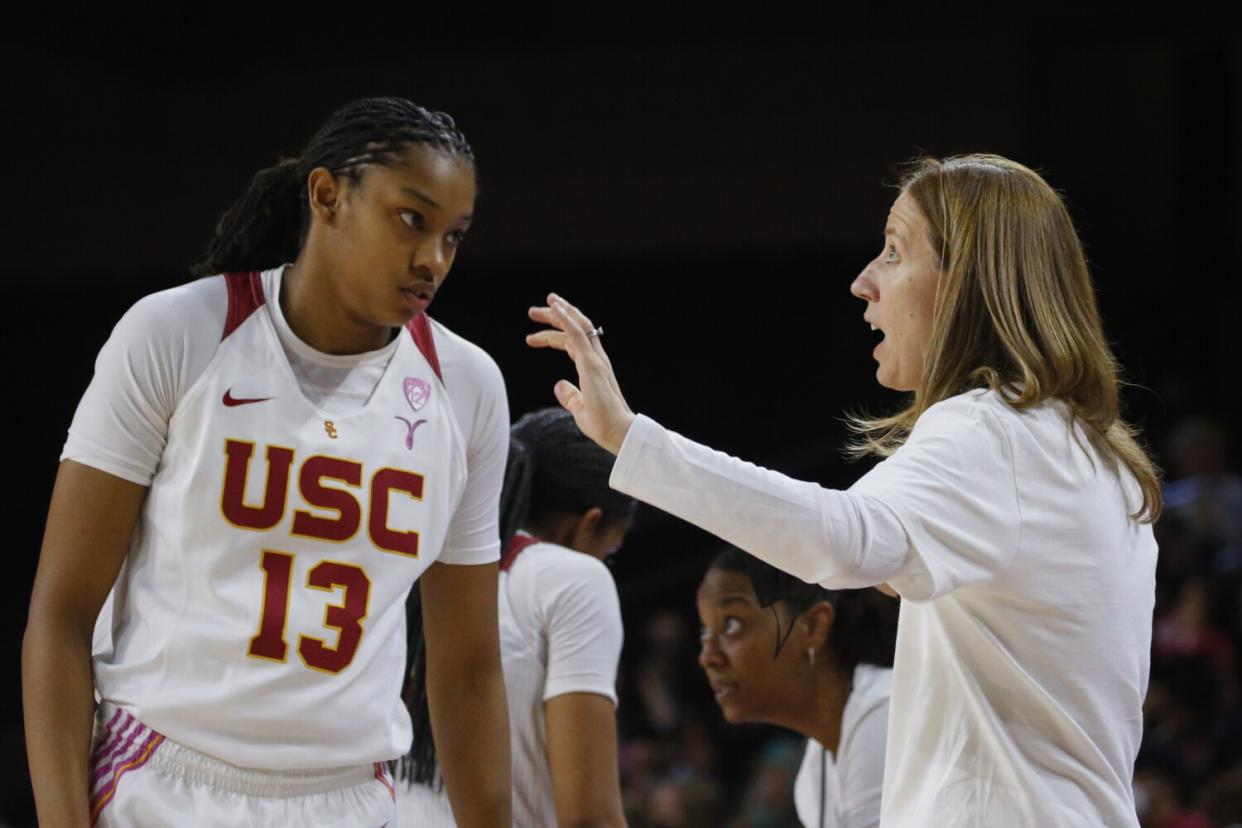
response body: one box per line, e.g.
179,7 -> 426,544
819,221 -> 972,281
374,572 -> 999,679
807,647 -> 816,666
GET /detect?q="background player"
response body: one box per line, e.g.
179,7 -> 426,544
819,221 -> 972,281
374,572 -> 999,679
697,548 -> 897,828
400,407 -> 634,826
529,154 -> 1162,824
23,97 -> 511,826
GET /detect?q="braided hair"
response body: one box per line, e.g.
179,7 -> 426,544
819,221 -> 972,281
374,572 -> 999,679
400,408 -> 636,786
191,97 -> 474,277
502,408 -> 638,543
708,547 -> 897,672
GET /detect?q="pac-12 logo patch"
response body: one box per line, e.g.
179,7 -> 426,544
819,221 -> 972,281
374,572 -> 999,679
404,377 -> 431,412
397,377 -> 431,450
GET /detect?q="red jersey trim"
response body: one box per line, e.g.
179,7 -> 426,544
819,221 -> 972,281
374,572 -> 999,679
499,533 -> 541,572
222,271 -> 266,341
405,313 -> 444,385
221,272 -> 443,385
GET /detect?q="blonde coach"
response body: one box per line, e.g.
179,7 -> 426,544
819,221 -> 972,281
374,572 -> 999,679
528,154 -> 1161,826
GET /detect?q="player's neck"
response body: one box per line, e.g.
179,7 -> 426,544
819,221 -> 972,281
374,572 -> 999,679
798,664 -> 851,754
521,519 -> 572,550
282,259 -> 392,355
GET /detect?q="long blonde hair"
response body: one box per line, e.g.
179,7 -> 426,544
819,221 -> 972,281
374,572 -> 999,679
847,154 -> 1161,522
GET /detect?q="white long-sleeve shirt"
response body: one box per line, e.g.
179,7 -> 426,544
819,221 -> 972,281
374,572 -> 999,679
611,389 -> 1156,826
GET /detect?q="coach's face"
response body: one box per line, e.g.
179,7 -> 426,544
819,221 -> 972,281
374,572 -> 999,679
696,568 -> 809,727
849,189 -> 941,392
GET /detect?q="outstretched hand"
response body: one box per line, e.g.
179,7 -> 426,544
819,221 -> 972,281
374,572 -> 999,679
526,294 -> 636,455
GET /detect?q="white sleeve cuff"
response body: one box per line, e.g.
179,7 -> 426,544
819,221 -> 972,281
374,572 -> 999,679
436,540 -> 501,567
60,439 -> 157,487
609,413 -> 663,496
543,681 -> 619,707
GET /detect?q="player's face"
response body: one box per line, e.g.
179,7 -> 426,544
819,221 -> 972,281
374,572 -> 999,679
696,568 -> 807,726
849,189 -> 941,392
328,144 -> 476,328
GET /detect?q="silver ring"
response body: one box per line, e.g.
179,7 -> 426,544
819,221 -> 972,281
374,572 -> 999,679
585,325 -> 604,339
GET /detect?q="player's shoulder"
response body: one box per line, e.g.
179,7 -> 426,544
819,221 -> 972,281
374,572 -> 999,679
426,317 -> 502,383
523,542 -> 617,590
520,544 -> 621,632
117,275 -> 228,336
424,318 -> 507,430
850,664 -> 894,709
104,275 -> 229,362
839,664 -> 893,754
427,320 -> 504,394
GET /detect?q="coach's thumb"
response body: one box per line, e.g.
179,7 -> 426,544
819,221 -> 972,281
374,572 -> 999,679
554,379 -> 584,413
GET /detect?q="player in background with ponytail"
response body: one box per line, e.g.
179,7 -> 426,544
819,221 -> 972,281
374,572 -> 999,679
400,407 -> 634,827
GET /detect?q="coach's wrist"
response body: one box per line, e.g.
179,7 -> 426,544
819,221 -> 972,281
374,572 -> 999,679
602,411 -> 636,455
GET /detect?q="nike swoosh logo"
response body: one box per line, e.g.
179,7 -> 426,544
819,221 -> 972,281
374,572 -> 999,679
223,388 -> 273,407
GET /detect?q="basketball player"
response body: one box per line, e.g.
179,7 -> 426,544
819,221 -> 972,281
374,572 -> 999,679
399,408 -> 634,826
698,548 -> 896,828
529,154 -> 1162,825
23,98 -> 511,826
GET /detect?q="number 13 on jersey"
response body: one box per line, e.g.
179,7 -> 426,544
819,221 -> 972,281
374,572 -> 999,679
248,551 -> 371,675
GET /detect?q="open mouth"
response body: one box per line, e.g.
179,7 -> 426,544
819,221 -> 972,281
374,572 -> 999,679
400,285 -> 435,311
867,319 -> 886,349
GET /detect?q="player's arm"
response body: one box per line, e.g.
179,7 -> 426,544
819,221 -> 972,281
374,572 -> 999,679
26,284 -> 208,825
546,692 -> 628,827
419,559 -> 511,827
541,555 -> 627,827
23,461 -> 145,827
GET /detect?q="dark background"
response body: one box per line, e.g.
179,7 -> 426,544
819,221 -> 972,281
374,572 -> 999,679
5,9 -> 1240,825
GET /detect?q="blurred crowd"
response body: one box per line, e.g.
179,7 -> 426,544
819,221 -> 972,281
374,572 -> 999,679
1140,416 -> 1242,828
613,414 -> 1242,828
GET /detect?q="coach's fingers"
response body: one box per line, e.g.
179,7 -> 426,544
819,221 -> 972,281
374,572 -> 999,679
528,307 -> 612,376
546,293 -> 593,327
547,302 -> 602,373
550,298 -> 589,338
525,329 -> 569,351
527,303 -> 592,360
547,294 -> 601,346
546,296 -> 627,398
528,293 -> 636,452
528,305 -> 556,325
528,304 -> 589,355
531,298 -> 601,344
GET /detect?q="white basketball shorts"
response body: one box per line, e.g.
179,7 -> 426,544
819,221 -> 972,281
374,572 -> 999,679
89,702 -> 397,827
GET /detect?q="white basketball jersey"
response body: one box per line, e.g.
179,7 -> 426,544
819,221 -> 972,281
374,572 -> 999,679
94,271 -> 468,769
495,535 -> 557,826
398,533 -> 623,827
